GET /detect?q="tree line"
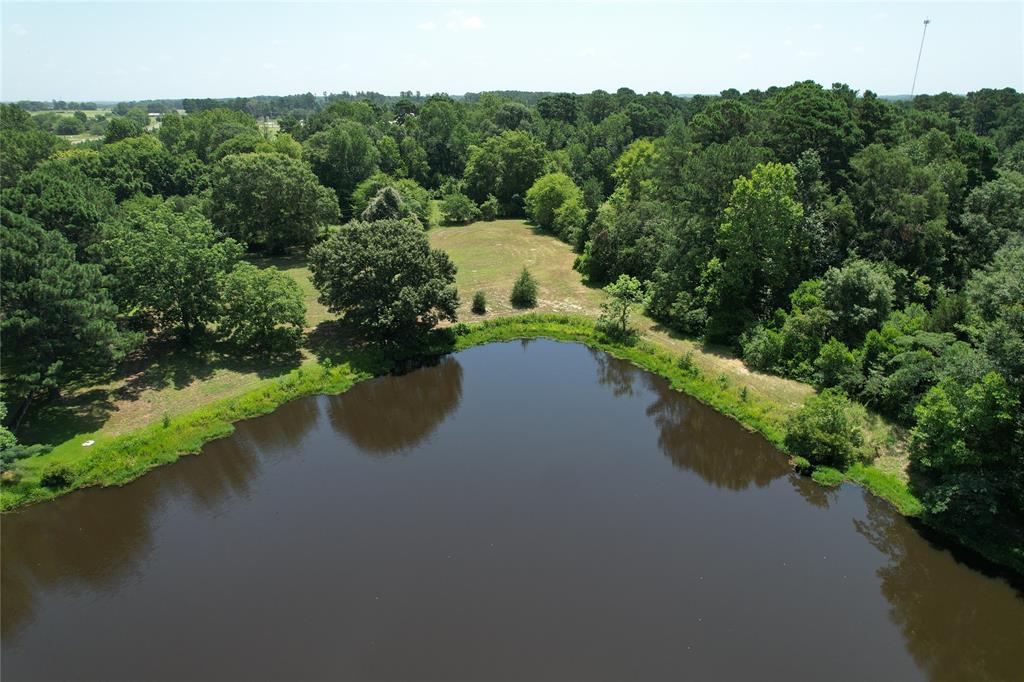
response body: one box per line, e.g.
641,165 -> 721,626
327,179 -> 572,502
1,82 -> 1022,570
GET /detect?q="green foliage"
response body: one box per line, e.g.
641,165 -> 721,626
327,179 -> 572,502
820,259 -> 895,346
104,116 -> 144,143
361,187 -> 410,223
2,158 -> 116,252
463,130 -> 546,212
791,456 -> 813,475
676,352 -> 699,378
596,274 -> 646,342
525,172 -> 583,233
471,290 -> 487,315
219,262 -> 307,352
811,466 -> 844,487
440,192 -> 481,225
814,338 -> 863,393
509,268 -> 539,309
705,162 -> 805,340
308,219 -> 458,343
350,172 -> 431,225
479,194 -> 499,221
1,104 -> 67,187
304,119 -> 379,216
102,199 -> 242,340
784,388 -> 864,469
1,208 -> 137,417
40,463 -> 74,489
208,152 -> 339,254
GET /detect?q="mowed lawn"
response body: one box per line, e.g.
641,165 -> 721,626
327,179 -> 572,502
18,218 -> 824,475
432,219 -> 813,411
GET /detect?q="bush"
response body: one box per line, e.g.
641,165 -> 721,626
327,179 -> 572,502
40,463 -> 74,489
510,268 -> 538,308
480,194 -> 499,221
471,290 -> 487,315
525,172 -> 583,232
792,455 -> 813,475
814,337 -> 863,393
452,322 -> 471,336
784,387 -> 864,469
676,351 -> 699,377
811,466 -> 844,487
440,192 -> 481,225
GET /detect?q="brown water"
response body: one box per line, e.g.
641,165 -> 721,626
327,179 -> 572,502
2,340 -> 1022,681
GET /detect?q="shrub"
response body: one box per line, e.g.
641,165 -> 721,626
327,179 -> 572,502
471,290 -> 487,315
510,268 -> 538,308
792,456 -> 813,475
440,192 -> 481,225
452,322 -> 471,336
811,466 -> 844,487
480,194 -> 499,221
40,463 -> 74,489
784,387 -> 864,469
552,198 -> 587,245
595,274 -> 645,343
676,351 -> 699,377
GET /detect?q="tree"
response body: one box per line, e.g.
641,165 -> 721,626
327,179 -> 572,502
2,158 -> 116,253
784,388 -> 864,469
102,200 -> 242,341
303,119 -> 379,215
705,162 -> 804,340
763,81 -> 863,183
362,187 -> 410,222
1,209 -> 136,427
104,116 -> 144,143
956,170 -> 1024,273
308,219 -> 458,343
463,130 -> 546,212
1,104 -> 66,186
440,192 -> 481,225
208,152 -> 339,254
219,262 -> 306,352
509,267 -> 538,308
525,172 -> 583,233
350,172 -> 431,225
471,290 -> 487,314
820,259 -> 895,346
597,275 -> 646,341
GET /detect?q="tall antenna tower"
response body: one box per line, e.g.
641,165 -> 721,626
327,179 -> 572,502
911,18 -> 931,98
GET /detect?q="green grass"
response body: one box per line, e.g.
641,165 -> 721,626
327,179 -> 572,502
4,218 -> 917,520
2,313 -> 919,516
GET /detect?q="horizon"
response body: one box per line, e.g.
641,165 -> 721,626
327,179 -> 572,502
2,1 -> 1021,102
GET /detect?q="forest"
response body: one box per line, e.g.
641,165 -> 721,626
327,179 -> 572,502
1,83 -> 1022,572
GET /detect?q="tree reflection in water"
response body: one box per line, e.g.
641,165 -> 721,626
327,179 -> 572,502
327,356 -> 463,455
854,495 -> 1024,682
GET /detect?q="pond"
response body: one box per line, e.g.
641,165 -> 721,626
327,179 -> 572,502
2,340 -> 1022,681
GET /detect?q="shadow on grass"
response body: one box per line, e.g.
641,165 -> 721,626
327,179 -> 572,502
306,319 -> 458,377
648,322 -> 741,360
16,334 -> 306,447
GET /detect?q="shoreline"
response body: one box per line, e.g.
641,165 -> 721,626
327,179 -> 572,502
2,314 -> 919,517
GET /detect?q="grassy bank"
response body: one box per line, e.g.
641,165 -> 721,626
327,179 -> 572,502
2,314 -> 918,518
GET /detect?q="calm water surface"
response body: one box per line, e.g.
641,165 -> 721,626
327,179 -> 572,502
2,340 -> 1022,681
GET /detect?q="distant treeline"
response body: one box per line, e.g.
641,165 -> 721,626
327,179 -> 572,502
14,100 -> 99,111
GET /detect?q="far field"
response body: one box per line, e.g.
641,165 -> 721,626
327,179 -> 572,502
15,218 -> 903,488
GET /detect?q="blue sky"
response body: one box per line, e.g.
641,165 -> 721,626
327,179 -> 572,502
2,1 -> 1021,101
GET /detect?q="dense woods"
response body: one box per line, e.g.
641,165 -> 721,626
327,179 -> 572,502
1,83 -> 1022,570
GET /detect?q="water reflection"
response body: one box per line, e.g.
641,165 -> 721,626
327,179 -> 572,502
327,356 -> 463,455
590,349 -> 790,490
854,496 -> 1024,682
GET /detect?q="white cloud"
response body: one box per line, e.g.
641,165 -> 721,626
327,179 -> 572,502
783,39 -> 793,47
576,47 -> 598,58
736,51 -> 752,63
417,21 -> 436,31
797,49 -> 821,59
853,45 -> 865,54
872,11 -> 889,20
10,23 -> 28,36
810,23 -> 824,31
444,10 -> 485,31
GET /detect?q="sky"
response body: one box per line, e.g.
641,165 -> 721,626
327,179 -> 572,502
1,1 -> 1021,101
